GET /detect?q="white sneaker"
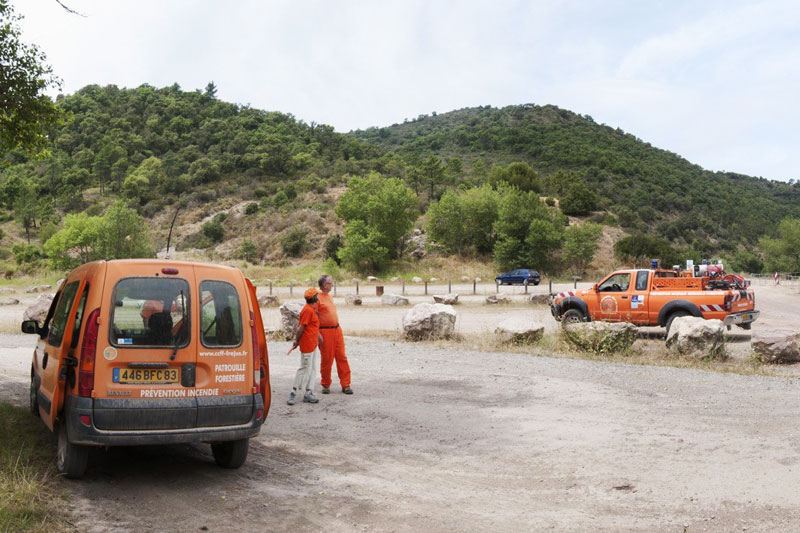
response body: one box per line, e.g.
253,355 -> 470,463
287,391 -> 296,405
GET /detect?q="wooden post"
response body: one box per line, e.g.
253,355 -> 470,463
473,280 -> 476,294
525,282 -> 528,294
424,281 -> 428,295
269,282 -> 272,295
549,279 -> 552,295
448,279 -> 451,293
402,280 -> 405,295
356,281 -> 359,295
289,282 -> 293,295
333,281 -> 337,296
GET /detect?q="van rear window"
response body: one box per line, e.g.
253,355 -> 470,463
200,280 -> 242,347
110,278 -> 190,347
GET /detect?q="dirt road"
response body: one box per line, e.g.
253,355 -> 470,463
2,283 -> 800,531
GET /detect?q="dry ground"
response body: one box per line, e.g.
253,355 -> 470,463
0,282 -> 799,531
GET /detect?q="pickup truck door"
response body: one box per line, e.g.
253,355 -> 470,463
626,270 -> 650,325
596,273 -> 631,322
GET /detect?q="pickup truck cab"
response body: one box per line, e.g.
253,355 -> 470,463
21,259 -> 270,478
551,268 -> 759,333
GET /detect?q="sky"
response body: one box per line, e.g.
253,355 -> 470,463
14,0 -> 800,182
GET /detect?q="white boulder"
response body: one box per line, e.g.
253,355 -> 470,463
382,293 -> 409,306
412,276 -> 423,283
345,294 -> 363,306
279,302 -> 303,340
751,329 -> 800,363
564,321 -> 637,353
665,317 -> 726,359
23,294 -> 54,326
402,303 -> 456,340
495,319 -> 545,344
432,293 -> 459,305
485,294 -> 511,305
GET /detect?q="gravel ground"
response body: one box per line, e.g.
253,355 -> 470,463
1,282 -> 800,531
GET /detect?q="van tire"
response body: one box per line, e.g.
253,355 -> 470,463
29,375 -> 40,417
212,438 -> 249,469
57,423 -> 88,479
666,310 -> 690,337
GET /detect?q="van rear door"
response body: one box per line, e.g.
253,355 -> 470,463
193,265 -> 255,426
92,265 -> 197,430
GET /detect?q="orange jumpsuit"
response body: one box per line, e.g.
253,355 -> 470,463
316,292 -> 351,388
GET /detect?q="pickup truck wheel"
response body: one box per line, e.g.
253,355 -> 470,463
665,310 -> 690,337
212,438 -> 249,469
57,423 -> 89,479
562,309 -> 586,326
29,375 -> 40,417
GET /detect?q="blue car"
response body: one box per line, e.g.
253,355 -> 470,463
495,268 -> 541,286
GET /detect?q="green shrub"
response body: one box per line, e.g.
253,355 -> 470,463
238,239 -> 259,263
280,226 -> 307,257
12,243 -> 44,265
202,220 -> 224,243
179,231 -> 213,250
324,234 -> 343,264
244,202 -> 259,215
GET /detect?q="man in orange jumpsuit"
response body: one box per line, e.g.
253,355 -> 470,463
316,275 -> 353,394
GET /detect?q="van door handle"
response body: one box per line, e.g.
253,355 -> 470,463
42,352 -> 49,369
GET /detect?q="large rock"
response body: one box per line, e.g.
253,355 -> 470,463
367,276 -> 378,282
751,329 -> 800,363
345,294 -> 363,306
460,276 -> 471,282
0,298 -> 20,306
23,294 -> 54,326
278,302 -> 303,340
390,277 -> 399,282
412,276 -> 423,283
495,319 -> 545,345
402,303 -> 456,341
258,295 -> 280,307
665,317 -> 726,359
563,321 -> 637,354
485,294 -> 511,305
432,293 -> 459,305
382,293 -> 409,306
527,294 -> 551,305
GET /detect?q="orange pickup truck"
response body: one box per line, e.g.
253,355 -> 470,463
550,268 -> 759,333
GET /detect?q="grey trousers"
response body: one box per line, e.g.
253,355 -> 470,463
292,349 -> 319,392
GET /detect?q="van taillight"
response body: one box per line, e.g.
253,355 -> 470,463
250,311 -> 260,387
78,308 -> 101,397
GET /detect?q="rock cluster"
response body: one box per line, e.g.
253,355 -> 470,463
432,293 -> 459,305
345,294 -> 363,305
485,294 -> 511,305
258,295 -> 280,307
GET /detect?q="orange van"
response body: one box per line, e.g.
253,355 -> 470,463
21,259 -> 270,478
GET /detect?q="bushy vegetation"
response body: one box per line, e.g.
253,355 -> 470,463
3,74 -> 800,275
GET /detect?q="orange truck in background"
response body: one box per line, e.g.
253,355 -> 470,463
550,266 -> 759,334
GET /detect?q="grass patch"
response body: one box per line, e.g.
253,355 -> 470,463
0,402 -> 72,532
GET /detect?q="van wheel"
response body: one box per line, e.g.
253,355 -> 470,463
211,438 -> 249,469
29,375 -> 40,417
666,310 -> 690,337
562,309 -> 585,326
57,423 -> 88,479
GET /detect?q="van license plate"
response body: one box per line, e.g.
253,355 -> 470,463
113,368 -> 179,384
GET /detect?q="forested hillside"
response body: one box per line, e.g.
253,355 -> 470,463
1,84 -> 798,276
354,105 -> 800,251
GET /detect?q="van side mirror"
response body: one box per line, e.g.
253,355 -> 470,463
21,320 -> 42,336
